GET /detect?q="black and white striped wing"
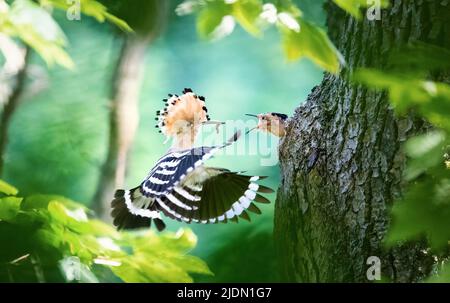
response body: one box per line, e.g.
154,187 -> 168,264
140,147 -> 220,197
155,172 -> 274,223
111,187 -> 166,231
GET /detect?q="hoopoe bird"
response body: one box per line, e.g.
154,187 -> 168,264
246,113 -> 288,137
111,88 -> 274,231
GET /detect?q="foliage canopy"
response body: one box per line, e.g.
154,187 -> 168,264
0,180 -> 212,282
354,43 -> 450,282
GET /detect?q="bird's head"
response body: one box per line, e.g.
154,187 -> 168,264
246,112 -> 288,137
156,88 -> 224,149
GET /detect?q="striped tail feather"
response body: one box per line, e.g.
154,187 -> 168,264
111,188 -> 166,231
154,172 -> 274,224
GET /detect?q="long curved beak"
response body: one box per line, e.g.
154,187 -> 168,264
246,114 -> 258,135
245,126 -> 257,135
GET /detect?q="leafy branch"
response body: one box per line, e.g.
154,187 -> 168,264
177,0 -> 389,73
0,0 -> 131,69
353,42 -> 450,282
0,180 -> 212,282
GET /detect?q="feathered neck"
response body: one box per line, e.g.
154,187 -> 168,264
171,127 -> 198,150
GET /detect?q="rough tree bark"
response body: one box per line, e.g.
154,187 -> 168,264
274,0 -> 449,282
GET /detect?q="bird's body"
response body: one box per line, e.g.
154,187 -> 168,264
111,89 -> 274,231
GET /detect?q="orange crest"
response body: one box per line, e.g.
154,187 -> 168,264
155,88 -> 209,139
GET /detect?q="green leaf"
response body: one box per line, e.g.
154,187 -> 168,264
231,0 -> 262,37
7,0 -> 74,69
353,69 -> 450,132
1,0 -> 131,70
110,229 -> 212,282
427,83 -> 450,132
0,179 -> 18,196
170,255 -> 214,276
385,169 -> 450,251
435,178 -> 450,206
10,0 -> 67,43
41,0 -> 132,32
103,12 -> 133,32
0,182 -> 211,282
352,68 -> 402,88
275,0 -> 302,17
112,255 -> 194,283
161,228 -> 198,252
388,42 -> 450,74
110,246 -> 212,283
47,201 -> 74,224
196,1 -> 231,39
352,69 -> 428,112
333,0 -> 364,19
405,131 -> 445,159
175,0 -> 204,16
21,194 -> 89,212
403,131 -> 447,180
332,0 -> 389,20
282,18 -> 343,73
73,219 -> 120,238
0,197 -> 22,221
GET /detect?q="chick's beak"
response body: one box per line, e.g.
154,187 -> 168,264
245,114 -> 260,135
245,127 -> 257,135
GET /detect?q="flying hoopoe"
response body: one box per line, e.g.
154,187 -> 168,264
111,88 -> 274,231
246,113 -> 288,137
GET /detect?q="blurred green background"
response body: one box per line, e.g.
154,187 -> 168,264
3,1 -> 324,282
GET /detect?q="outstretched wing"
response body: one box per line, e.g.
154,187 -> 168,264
140,131 -> 241,198
140,146 -> 220,197
155,171 -> 274,223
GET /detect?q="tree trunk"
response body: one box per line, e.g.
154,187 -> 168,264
92,1 -> 171,221
274,0 -> 449,282
0,44 -> 30,175
92,36 -> 150,221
